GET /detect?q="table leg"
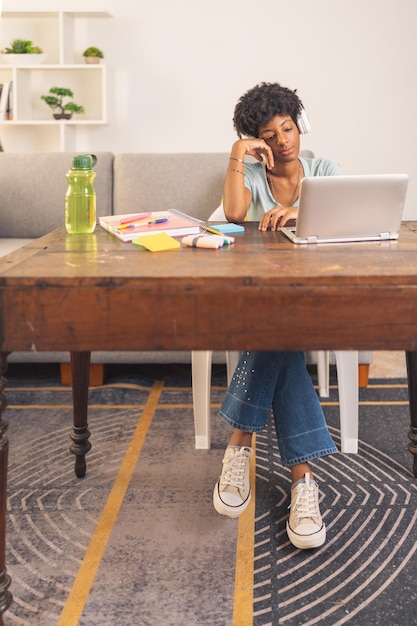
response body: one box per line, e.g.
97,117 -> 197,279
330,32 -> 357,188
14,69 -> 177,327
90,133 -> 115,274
0,355 -> 13,622
406,351 -> 417,478
69,351 -> 92,478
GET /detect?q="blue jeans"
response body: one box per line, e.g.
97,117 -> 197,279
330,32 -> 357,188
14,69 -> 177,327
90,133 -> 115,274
219,351 -> 338,467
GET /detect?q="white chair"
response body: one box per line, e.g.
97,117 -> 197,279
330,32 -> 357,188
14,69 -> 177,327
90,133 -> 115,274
192,349 -> 359,454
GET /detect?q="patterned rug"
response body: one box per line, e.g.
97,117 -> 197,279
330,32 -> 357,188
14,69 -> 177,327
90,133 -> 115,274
2,365 -> 417,625
254,379 -> 417,626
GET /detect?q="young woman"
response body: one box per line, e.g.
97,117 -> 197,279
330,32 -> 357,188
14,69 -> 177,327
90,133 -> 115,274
213,82 -> 341,549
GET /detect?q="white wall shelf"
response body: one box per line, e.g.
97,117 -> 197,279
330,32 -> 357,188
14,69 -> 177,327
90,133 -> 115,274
0,11 -> 112,152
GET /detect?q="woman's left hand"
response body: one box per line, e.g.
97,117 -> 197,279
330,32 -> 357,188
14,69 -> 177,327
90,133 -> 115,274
258,206 -> 298,231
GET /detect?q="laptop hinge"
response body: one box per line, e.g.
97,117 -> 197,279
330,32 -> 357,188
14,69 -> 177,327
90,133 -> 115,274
379,232 -> 391,240
306,235 -> 318,243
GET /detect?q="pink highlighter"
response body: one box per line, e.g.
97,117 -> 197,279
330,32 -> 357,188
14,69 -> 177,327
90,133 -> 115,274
118,212 -> 151,226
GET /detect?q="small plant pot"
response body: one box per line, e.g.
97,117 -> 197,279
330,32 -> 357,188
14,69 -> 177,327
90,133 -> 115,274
53,113 -> 72,120
84,57 -> 101,64
0,53 -> 47,65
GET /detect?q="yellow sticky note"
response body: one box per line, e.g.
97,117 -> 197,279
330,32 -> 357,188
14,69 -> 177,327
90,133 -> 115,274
132,232 -> 181,252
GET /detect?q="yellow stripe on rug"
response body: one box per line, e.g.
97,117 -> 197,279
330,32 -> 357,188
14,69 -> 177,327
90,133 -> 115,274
233,434 -> 256,626
57,380 -> 164,626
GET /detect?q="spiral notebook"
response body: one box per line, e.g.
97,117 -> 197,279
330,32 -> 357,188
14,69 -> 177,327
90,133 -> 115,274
280,174 -> 408,244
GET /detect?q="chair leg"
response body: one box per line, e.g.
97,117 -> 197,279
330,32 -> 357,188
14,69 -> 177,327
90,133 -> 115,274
191,351 -> 213,449
317,350 -> 330,398
226,351 -> 240,386
334,351 -> 359,453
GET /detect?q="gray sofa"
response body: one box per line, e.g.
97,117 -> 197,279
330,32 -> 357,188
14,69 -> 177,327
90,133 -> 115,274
0,151 -> 372,384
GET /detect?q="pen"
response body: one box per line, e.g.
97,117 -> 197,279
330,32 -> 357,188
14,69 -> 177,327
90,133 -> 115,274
147,218 -> 169,224
201,225 -> 224,236
118,223 -> 145,230
118,222 -> 155,231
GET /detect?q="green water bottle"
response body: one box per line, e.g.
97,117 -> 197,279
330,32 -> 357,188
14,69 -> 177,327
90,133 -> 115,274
65,154 -> 97,234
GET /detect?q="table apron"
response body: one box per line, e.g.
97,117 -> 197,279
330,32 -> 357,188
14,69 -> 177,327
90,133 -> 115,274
1,283 -> 417,352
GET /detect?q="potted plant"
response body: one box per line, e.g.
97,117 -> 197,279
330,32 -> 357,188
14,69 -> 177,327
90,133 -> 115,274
0,39 -> 46,65
40,87 -> 85,120
82,46 -> 104,64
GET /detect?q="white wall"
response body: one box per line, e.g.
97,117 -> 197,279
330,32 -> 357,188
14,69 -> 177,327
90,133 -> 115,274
2,0 -> 417,218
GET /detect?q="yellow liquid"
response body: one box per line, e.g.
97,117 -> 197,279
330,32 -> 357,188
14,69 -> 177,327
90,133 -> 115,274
65,192 -> 96,234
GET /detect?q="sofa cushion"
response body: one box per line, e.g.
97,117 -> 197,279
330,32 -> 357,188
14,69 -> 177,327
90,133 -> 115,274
0,152 -> 114,238
113,153 -> 229,221
6,350 -> 229,365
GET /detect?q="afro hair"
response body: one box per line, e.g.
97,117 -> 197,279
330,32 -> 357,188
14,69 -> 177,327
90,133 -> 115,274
233,82 -> 304,138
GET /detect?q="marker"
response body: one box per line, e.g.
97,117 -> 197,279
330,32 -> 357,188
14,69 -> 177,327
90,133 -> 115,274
215,235 -> 235,245
119,212 -> 151,225
147,218 -> 169,224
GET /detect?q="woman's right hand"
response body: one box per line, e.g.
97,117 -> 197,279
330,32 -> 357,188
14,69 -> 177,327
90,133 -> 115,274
231,138 -> 274,170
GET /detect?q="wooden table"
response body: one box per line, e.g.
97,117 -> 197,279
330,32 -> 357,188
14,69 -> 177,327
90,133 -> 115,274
1,223 -> 417,619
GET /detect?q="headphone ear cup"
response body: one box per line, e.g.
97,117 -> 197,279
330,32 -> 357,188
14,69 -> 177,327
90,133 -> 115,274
297,108 -> 311,134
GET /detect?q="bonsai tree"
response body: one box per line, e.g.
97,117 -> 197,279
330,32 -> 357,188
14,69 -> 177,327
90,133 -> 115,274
41,87 -> 85,119
82,46 -> 104,59
2,39 -> 43,54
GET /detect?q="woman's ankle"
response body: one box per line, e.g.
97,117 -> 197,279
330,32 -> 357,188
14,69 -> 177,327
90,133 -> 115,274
228,430 -> 253,448
291,463 -> 313,484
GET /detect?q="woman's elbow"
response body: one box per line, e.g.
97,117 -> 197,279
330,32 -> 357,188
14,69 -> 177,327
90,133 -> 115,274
224,208 -> 245,223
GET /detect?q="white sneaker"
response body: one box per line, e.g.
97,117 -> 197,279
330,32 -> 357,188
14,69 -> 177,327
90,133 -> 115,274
286,472 -> 326,549
213,446 -> 253,518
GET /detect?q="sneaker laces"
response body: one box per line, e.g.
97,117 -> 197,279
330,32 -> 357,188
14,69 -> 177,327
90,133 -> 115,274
289,475 -> 320,522
220,447 -> 252,489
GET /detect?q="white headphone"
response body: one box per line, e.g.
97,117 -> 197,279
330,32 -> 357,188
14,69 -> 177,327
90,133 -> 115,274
297,108 -> 311,134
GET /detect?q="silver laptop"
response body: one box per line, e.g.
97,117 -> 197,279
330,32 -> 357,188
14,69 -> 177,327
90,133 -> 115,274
280,174 -> 408,244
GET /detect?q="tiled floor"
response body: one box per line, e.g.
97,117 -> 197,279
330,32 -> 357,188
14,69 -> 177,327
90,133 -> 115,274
369,350 -> 407,378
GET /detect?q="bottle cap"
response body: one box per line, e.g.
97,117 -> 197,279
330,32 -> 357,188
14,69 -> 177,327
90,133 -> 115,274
72,154 -> 97,169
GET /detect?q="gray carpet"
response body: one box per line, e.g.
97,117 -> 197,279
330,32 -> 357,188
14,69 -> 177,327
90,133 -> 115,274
4,364 -> 236,625
3,364 -> 417,625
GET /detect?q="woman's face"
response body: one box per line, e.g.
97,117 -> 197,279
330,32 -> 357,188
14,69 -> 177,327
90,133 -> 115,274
257,114 -> 300,163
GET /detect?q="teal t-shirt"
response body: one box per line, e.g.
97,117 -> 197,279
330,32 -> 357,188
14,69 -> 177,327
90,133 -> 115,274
244,157 -> 342,220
